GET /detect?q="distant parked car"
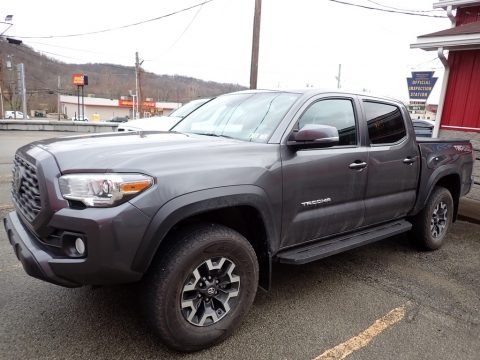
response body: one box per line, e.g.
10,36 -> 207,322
5,111 -> 29,119
413,119 -> 435,138
72,116 -> 89,122
106,116 -> 129,123
117,98 -> 212,132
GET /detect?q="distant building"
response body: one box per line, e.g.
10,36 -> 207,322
60,95 -> 181,121
411,0 -> 480,197
411,0 -> 480,139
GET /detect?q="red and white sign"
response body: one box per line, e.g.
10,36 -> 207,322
118,100 -> 156,108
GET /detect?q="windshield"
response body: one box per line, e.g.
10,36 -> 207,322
169,98 -> 210,118
172,92 -> 300,142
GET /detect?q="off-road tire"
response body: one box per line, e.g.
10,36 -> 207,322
144,223 -> 258,352
412,186 -> 453,250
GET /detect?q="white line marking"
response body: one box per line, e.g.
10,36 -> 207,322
313,304 -> 407,360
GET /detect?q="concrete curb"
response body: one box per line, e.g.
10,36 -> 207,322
458,197 -> 480,225
0,120 -> 118,133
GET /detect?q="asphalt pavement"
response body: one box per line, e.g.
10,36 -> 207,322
1,131 -> 479,360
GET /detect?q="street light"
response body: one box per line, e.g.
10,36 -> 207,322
1,15 -> 13,36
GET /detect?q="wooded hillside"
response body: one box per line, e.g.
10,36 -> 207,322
0,41 -> 246,113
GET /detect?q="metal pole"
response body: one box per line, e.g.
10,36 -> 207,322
135,52 -> 139,119
77,85 -> 80,121
17,63 -> 27,119
132,94 -> 136,119
81,85 -> 85,120
336,64 -> 342,89
0,86 -> 4,119
433,48 -> 450,138
250,0 -> 262,89
57,76 -> 61,120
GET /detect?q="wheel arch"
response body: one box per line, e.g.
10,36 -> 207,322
414,171 -> 461,221
435,174 -> 461,221
132,185 -> 278,290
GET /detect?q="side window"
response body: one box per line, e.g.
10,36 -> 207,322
364,101 -> 406,145
298,99 -> 357,146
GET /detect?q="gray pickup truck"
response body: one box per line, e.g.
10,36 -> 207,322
4,90 -> 474,351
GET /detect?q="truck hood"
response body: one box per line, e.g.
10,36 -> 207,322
29,131 -> 274,174
117,116 -> 182,131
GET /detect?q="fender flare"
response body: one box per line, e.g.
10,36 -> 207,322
412,165 -> 461,216
131,185 -> 278,275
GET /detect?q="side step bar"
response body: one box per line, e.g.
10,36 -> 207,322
275,220 -> 412,265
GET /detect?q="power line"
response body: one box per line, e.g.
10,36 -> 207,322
326,0 -> 448,18
12,0 -> 215,39
25,40 -> 133,60
409,57 -> 441,68
10,41 -> 138,73
33,48 -> 86,61
166,1 -> 206,51
364,0 -> 444,13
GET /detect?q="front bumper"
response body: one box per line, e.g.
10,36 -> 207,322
4,203 -> 150,287
4,211 -> 79,287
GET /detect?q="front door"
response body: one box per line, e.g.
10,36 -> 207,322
280,97 -> 368,248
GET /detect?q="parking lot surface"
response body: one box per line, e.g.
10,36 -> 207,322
1,131 -> 479,359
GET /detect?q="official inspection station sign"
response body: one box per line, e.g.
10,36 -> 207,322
407,71 -> 437,101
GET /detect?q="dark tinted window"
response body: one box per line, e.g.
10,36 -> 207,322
364,102 -> 406,145
298,99 -> 357,146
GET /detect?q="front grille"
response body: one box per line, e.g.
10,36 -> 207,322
12,155 -> 42,222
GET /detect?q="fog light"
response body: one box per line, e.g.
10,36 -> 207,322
75,237 -> 86,255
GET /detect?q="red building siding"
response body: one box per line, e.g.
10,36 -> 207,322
456,6 -> 480,25
441,50 -> 480,132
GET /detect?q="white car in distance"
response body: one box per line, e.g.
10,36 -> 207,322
117,98 -> 211,132
5,111 -> 29,119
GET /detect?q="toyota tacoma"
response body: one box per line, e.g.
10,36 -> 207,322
4,90 -> 474,351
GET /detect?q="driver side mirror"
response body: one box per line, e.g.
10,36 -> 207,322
287,124 -> 339,150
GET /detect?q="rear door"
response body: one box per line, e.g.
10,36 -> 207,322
280,95 -> 369,248
361,99 -> 420,226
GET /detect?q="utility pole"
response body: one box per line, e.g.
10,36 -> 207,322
16,63 -> 27,119
335,64 -> 342,89
134,52 -> 144,119
250,0 -> 262,89
0,60 -> 3,119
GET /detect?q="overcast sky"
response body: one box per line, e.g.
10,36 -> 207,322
2,0 -> 451,102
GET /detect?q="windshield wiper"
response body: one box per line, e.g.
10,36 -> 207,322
193,132 -> 235,139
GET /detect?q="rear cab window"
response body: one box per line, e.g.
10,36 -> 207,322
363,101 -> 407,145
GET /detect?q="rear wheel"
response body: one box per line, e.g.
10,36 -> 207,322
412,186 -> 453,250
144,224 -> 258,352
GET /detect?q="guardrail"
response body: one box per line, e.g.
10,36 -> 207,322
0,120 -> 118,133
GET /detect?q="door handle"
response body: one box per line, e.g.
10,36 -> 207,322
403,157 -> 416,165
349,161 -> 367,170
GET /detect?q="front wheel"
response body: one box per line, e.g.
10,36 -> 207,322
412,186 -> 454,250
144,224 -> 259,352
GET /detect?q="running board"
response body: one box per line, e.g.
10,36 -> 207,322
275,220 -> 412,265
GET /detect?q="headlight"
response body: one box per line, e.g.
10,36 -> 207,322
59,173 -> 153,207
